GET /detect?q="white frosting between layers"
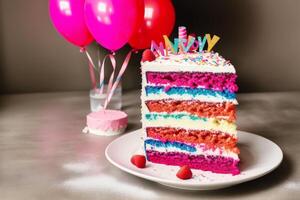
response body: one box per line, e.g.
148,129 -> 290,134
141,93 -> 238,104
142,116 -> 237,136
145,138 -> 239,160
143,110 -> 231,121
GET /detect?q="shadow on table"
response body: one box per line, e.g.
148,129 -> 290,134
126,122 -> 141,133
155,153 -> 293,197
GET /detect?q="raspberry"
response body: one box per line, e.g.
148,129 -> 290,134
176,165 -> 193,180
142,49 -> 156,62
130,155 -> 146,168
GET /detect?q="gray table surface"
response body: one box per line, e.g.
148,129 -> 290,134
0,90 -> 299,200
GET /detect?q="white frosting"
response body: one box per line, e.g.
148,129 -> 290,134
143,110 -> 230,121
142,115 -> 237,136
142,51 -> 236,73
141,93 -> 238,104
142,64 -> 236,73
145,138 -> 239,159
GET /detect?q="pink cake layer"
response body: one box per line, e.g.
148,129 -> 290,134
146,72 -> 238,93
146,150 -> 240,175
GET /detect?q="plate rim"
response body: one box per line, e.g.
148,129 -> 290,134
105,129 -> 283,189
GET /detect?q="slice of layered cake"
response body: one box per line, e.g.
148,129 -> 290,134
141,46 -> 240,175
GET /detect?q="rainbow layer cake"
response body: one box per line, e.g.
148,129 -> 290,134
141,50 -> 240,175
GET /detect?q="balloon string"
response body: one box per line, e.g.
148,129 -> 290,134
81,48 -> 97,89
104,50 -> 132,109
99,54 -> 109,94
97,47 -> 101,70
98,54 -> 116,95
107,54 -> 117,94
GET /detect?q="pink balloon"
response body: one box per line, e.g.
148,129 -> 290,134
84,0 -> 144,51
49,0 -> 94,47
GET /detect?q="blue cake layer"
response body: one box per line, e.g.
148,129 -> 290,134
144,139 -> 197,153
145,86 -> 236,100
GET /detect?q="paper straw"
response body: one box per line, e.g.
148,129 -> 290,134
81,48 -> 97,89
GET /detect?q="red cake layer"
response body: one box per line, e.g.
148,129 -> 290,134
147,127 -> 239,153
146,71 -> 238,93
146,100 -> 236,122
146,150 -> 240,175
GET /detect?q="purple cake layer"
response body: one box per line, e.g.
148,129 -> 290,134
146,150 -> 240,175
146,71 -> 238,93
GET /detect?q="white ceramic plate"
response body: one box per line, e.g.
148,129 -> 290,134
105,129 -> 283,190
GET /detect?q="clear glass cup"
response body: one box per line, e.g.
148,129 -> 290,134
89,84 -> 122,112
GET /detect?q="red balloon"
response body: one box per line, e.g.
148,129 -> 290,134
129,0 -> 175,49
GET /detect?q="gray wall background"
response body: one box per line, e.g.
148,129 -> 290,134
0,0 -> 299,94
